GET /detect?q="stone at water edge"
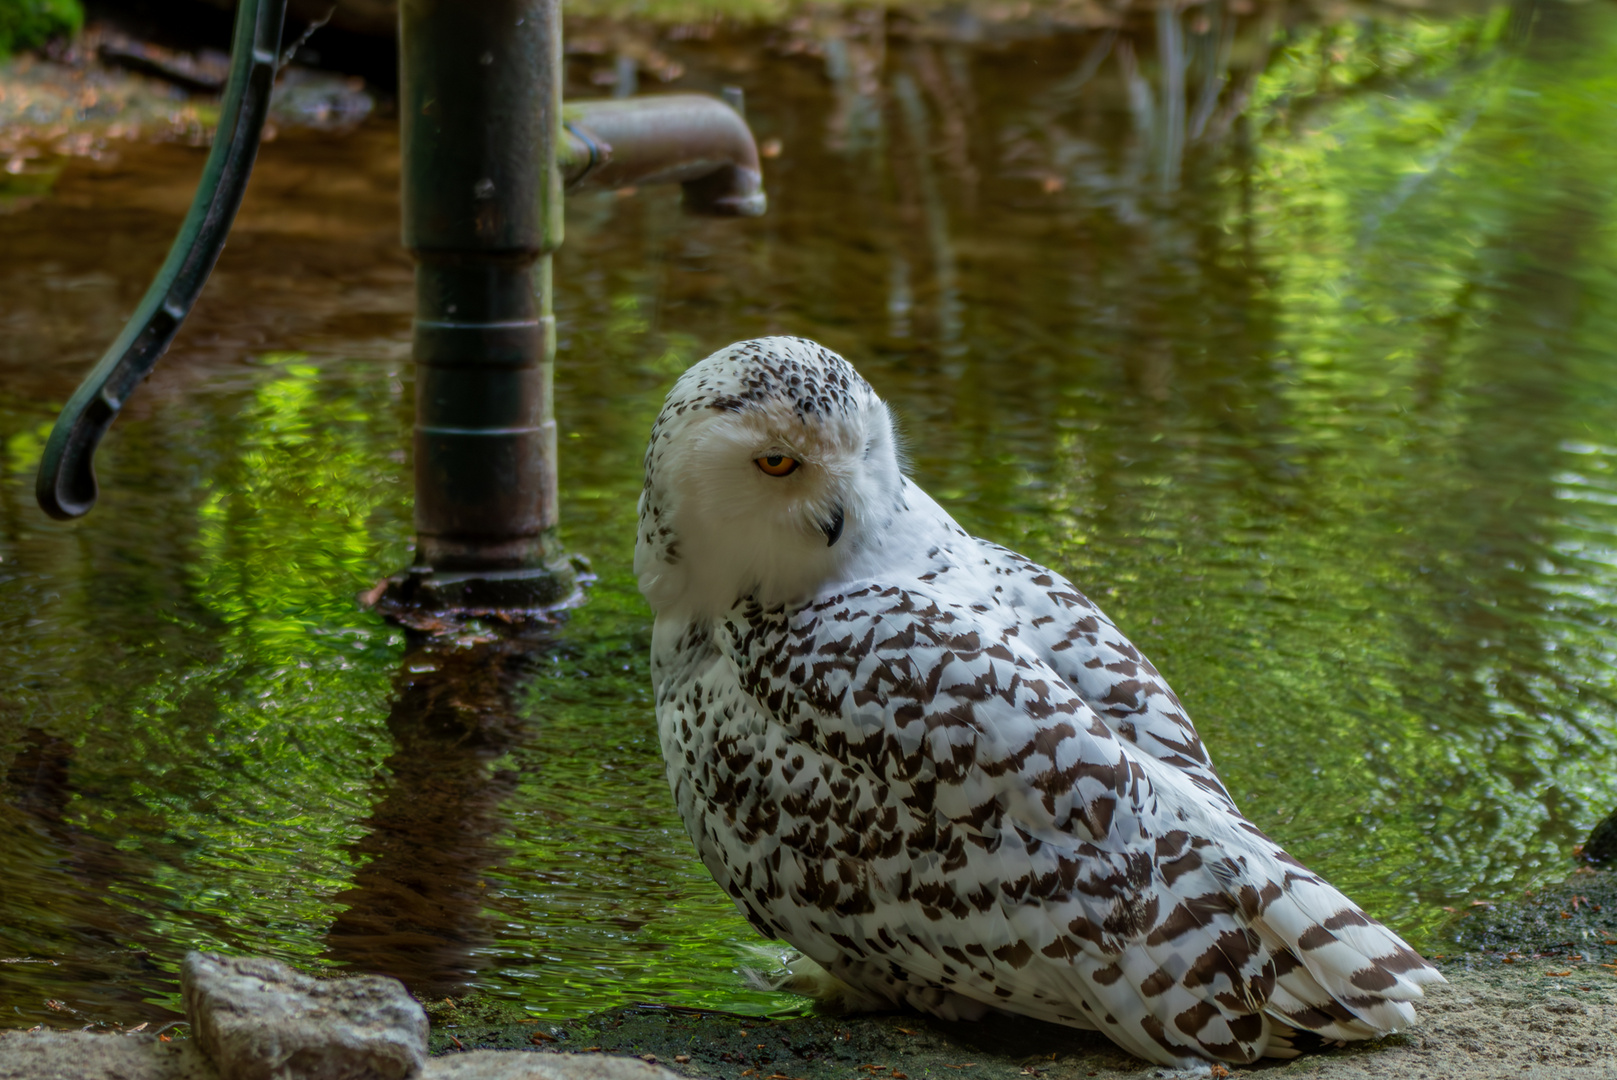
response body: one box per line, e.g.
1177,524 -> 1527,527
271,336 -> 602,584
425,1055 -> 686,1080
0,1030 -> 219,1080
180,952 -> 428,1080
1585,806 -> 1617,866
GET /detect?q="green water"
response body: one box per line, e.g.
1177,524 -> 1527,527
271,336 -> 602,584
5,0 -> 1617,1030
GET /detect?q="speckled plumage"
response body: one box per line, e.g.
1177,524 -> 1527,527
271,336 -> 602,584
635,337 -> 1443,1067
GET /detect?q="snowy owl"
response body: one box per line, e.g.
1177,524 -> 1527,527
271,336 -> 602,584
635,337 -> 1442,1067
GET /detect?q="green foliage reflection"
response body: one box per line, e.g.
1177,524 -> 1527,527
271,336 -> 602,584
1020,1 -> 1617,941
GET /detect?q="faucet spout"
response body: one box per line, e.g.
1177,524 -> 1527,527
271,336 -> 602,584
560,94 -> 767,217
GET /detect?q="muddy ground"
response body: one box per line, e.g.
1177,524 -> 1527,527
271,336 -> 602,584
424,871 -> 1617,1080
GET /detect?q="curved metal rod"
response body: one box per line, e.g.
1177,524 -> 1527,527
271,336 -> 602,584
35,0 -> 288,520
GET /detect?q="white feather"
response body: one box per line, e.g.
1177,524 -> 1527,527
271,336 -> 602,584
640,338 -> 1444,1068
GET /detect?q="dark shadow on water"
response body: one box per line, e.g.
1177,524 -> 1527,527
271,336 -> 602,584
1,728 -> 220,1026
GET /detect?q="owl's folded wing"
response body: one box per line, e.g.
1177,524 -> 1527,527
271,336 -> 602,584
712,583 -> 1438,1066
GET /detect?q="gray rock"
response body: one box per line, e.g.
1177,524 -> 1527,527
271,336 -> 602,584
425,1054 -> 684,1080
181,952 -> 427,1080
0,1030 -> 219,1080
1586,806 -> 1617,866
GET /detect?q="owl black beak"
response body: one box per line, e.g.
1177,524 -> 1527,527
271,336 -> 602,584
823,505 -> 845,547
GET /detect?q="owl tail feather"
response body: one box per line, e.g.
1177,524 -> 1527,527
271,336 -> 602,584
1252,876 -> 1445,1042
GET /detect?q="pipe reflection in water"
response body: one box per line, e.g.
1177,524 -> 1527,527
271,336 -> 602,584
1155,2 -> 1186,192
323,631 -> 549,998
820,8 -> 886,155
1188,5 -> 1234,140
888,254 -> 913,341
892,73 -> 963,360
908,43 -> 978,205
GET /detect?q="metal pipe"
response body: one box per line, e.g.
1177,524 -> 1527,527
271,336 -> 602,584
384,17 -> 769,618
560,95 -> 767,217
390,0 -> 575,612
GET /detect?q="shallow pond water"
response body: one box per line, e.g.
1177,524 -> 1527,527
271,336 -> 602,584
4,0 -> 1617,1031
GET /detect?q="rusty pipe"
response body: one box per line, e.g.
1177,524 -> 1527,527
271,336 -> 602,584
560,95 -> 767,217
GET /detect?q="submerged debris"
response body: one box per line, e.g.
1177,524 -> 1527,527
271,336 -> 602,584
0,20 -> 373,176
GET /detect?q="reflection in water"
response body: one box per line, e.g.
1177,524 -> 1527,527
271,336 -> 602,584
324,634 -> 549,999
891,72 -> 962,357
3,0 -> 1617,1029
2,729 -> 220,1027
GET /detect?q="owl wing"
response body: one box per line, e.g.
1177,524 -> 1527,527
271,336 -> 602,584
972,540 -> 1238,813
713,583 -> 1438,1067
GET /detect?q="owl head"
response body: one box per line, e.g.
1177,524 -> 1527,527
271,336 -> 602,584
635,337 -> 906,617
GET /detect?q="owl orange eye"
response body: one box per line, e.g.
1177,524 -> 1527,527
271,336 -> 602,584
755,454 -> 799,477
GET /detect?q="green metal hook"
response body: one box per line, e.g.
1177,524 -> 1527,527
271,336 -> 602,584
35,0 -> 288,520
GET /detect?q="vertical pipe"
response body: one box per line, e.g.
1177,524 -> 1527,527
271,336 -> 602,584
396,0 -> 574,609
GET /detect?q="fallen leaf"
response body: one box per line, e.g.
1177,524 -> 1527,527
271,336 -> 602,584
897,1028 -> 916,1036
530,1032 -> 555,1045
125,1022 -> 148,1033
448,1036 -> 464,1051
583,1047 -> 603,1053
675,1055 -> 691,1064
1547,970 -> 1572,977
